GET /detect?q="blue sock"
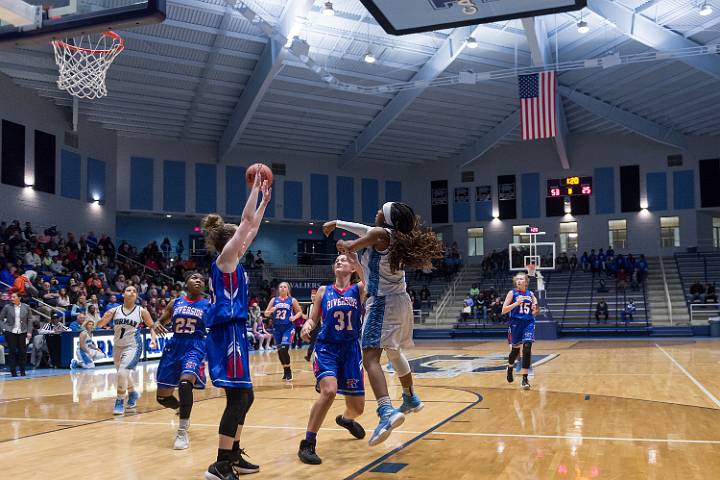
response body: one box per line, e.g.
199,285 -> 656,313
305,431 -> 317,443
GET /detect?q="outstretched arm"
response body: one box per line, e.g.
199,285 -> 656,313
216,176 -> 272,272
96,308 -> 116,328
345,251 -> 367,303
335,227 -> 389,254
323,220 -> 372,238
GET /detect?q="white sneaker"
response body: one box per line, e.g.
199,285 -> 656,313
259,346 -> 265,351
173,429 -> 189,450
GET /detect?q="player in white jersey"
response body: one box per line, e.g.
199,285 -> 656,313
70,319 -> 106,369
324,201 -> 443,446
97,285 -> 157,415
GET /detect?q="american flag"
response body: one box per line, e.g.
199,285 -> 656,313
518,71 -> 557,140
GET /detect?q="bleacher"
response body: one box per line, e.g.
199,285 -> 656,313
674,252 -> 720,323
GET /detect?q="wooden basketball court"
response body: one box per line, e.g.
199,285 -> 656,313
1,339 -> 719,479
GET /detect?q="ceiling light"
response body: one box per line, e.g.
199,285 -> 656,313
577,20 -> 589,34
166,214 -> 172,218
322,1 -> 335,16
699,2 -> 713,16
363,52 -> 376,64
466,36 -> 478,48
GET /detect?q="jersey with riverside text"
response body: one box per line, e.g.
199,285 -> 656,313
207,261 -> 249,327
272,296 -> 294,327
510,289 -> 535,321
171,296 -> 209,338
318,284 -> 362,343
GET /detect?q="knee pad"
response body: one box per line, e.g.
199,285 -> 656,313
386,349 -> 411,377
521,342 -> 533,369
157,395 -> 179,410
508,346 -> 521,365
178,380 -> 194,419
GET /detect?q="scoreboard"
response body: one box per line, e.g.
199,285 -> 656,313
547,176 -> 592,197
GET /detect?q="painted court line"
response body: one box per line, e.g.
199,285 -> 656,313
655,344 -> 720,409
0,417 -> 94,423
432,431 -> 720,445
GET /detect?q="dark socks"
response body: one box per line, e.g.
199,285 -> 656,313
283,366 -> 292,376
217,448 -> 233,462
305,431 -> 317,443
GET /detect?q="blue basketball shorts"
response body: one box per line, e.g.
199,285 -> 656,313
507,318 -> 535,345
312,339 -> 364,396
156,335 -> 207,389
206,322 -> 252,389
273,323 -> 294,347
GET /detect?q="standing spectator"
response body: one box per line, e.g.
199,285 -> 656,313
408,288 -> 419,310
636,255 -> 649,284
569,254 -> 578,272
1,292 -> 32,376
616,269 -> 629,290
161,237 -> 172,259
255,250 -> 265,266
33,312 -> 70,368
176,239 -> 184,259
420,285 -> 431,308
244,250 -> 255,269
595,299 -> 609,324
621,300 -> 636,323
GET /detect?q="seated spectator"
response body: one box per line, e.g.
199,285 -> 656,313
0,262 -> 15,288
595,299 -> 609,324
420,285 -> 431,308
71,295 -> 88,320
621,300 -> 636,323
462,295 -> 473,322
469,283 -> 480,300
85,303 -> 102,326
475,292 -> 487,320
24,249 -> 41,269
706,283 -> 717,303
68,313 -> 85,332
244,250 -> 255,269
57,288 -> 71,308
408,289 -> 419,309
616,268 -> 629,290
569,254 -> 578,272
689,281 -> 705,303
41,281 -> 59,306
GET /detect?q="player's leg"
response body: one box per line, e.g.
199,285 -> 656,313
519,322 -> 535,390
336,340 -> 366,440
174,342 -> 206,449
298,375 -> 337,465
113,346 -> 127,415
156,342 -> 181,411
276,325 -> 293,381
506,322 -> 521,383
125,342 -> 142,410
387,348 -> 423,413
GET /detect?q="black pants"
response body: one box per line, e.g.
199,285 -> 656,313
305,323 -> 320,359
595,312 -> 608,323
4,331 -> 27,375
292,326 -> 303,349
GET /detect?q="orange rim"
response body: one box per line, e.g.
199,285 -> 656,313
51,31 -> 124,54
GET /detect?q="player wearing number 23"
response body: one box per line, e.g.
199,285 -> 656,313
156,294 -> 210,389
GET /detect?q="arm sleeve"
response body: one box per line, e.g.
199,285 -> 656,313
336,221 -> 373,237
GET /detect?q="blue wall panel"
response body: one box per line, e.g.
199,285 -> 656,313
646,172 -> 667,211
453,201 -> 470,223
475,201 -> 493,221
673,170 -> 695,210
163,160 -> 185,212
195,164 -> 217,214
284,181 -> 303,219
337,176 -> 354,221
385,180 -> 402,202
521,173 -> 540,218
594,167 -> 615,214
310,174 -> 329,220
60,150 -> 81,200
225,166 -> 246,216
362,179 -> 379,224
130,157 -> 153,210
87,158 -> 105,203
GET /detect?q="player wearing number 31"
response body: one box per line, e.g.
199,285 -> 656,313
96,285 -> 159,415
153,271 -> 210,450
501,272 -> 539,390
297,252 -> 367,465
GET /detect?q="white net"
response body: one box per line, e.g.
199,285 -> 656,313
51,32 -> 124,100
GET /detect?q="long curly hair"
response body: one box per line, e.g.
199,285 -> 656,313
386,203 -> 444,273
201,214 -> 237,253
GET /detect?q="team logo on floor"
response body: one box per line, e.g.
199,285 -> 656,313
402,353 -> 558,378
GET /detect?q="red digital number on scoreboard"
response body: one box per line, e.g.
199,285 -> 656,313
550,188 -> 561,197
581,185 -> 592,195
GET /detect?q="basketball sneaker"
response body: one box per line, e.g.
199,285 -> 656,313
521,376 -> 531,390
173,429 -> 189,450
282,367 -> 293,382
506,365 -> 514,383
127,390 -> 140,409
232,449 -> 260,475
368,405 -> 405,446
297,440 -> 321,465
399,393 -> 424,414
70,359 -> 78,370
336,415 -> 365,439
205,461 -> 238,480
113,399 -> 125,416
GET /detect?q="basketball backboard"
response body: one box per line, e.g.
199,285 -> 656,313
360,0 -> 586,35
0,0 -> 165,45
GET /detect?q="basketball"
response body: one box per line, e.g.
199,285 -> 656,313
245,163 -> 273,187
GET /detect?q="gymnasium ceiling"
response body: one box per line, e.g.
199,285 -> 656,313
1,0 -> 720,167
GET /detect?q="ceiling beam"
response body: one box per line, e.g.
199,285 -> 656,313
454,110 -> 521,168
586,0 -> 720,80
338,24 -> 482,168
558,85 -> 688,150
217,0 -> 314,162
521,17 -> 571,170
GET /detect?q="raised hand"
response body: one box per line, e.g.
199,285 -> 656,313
323,221 -> 336,237
336,239 -> 349,253
260,180 -> 272,205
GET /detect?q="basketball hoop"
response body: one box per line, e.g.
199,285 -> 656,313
527,263 -> 537,277
51,31 -> 124,100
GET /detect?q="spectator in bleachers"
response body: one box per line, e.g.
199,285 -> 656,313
616,268 -> 629,290
591,253 -> 601,274
462,295 -> 473,322
475,292 -> 487,320
0,262 -> 14,287
598,278 -> 608,293
86,304 -> 102,326
408,288 -> 419,310
469,284 -> 479,301
689,281 -> 705,303
598,248 -> 606,272
621,300 -> 636,323
71,295 -> 88,320
706,283 -> 717,303
635,255 -> 648,284
557,252 -> 569,272
161,237 -> 171,259
57,288 -> 71,308
255,250 -> 265,266
420,285 -> 431,308
595,299 -> 609,324
489,297 -> 503,323
569,254 -> 578,272
580,251 -> 590,272
607,246 -> 614,257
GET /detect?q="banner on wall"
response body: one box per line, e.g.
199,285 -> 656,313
431,180 -> 449,224
454,187 -> 470,203
498,181 -> 516,200
476,185 -> 491,202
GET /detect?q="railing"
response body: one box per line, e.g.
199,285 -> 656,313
689,303 -> 720,325
433,267 -> 465,327
587,270 -> 596,324
116,251 -> 175,284
560,269 -> 575,323
658,255 -> 674,326
263,265 -> 332,281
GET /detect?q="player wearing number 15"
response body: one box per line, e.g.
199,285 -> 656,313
154,272 -> 210,450
501,273 -> 538,390
297,253 -> 367,465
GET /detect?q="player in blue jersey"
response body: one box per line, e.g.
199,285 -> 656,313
264,282 -> 303,381
153,272 -> 209,450
325,202 -> 443,446
501,272 -> 539,390
202,173 -> 271,480
296,253 -> 367,464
